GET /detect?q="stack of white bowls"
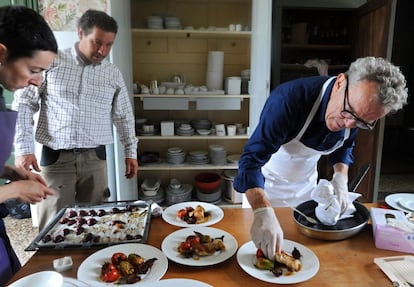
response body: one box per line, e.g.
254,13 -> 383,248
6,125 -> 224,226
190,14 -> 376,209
176,123 -> 194,136
188,150 -> 209,165
147,16 -> 163,29
140,178 -> 161,196
166,147 -> 186,164
165,179 -> 193,205
164,16 -> 181,29
209,144 -> 227,165
206,51 -> 224,91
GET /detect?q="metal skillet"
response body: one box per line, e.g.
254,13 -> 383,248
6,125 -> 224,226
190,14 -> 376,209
293,163 -> 371,240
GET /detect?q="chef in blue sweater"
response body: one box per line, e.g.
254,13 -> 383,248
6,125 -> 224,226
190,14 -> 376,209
234,57 -> 408,259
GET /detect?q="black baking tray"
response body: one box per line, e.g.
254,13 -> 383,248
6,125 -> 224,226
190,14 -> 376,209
25,200 -> 152,251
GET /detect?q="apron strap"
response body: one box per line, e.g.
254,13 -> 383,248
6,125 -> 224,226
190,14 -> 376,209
295,77 -> 336,140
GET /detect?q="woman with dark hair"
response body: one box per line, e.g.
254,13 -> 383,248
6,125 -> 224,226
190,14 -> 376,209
0,5 -> 57,286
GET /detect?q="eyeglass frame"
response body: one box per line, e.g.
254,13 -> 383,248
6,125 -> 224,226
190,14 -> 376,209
340,79 -> 377,130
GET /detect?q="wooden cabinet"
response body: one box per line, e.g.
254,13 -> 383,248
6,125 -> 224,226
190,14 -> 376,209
130,0 -> 256,202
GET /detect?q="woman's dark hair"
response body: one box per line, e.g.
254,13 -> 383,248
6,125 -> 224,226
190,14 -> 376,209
0,5 -> 58,61
78,9 -> 118,35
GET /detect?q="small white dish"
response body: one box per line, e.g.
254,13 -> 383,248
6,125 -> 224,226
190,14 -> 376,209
53,256 -> 73,272
8,271 -> 63,287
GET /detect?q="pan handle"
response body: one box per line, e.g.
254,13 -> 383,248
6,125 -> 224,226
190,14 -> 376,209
348,163 -> 370,193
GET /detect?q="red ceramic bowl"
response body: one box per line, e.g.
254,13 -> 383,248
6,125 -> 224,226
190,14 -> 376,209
194,172 -> 221,193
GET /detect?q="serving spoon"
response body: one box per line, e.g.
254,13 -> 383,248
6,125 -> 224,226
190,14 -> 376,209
282,200 -> 319,224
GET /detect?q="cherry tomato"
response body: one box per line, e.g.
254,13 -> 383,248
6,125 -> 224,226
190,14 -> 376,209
100,262 -> 120,282
186,235 -> 201,246
256,248 -> 265,259
111,252 -> 127,265
179,241 -> 192,251
177,208 -> 187,219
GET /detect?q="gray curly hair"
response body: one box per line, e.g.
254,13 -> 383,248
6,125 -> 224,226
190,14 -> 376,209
346,57 -> 408,113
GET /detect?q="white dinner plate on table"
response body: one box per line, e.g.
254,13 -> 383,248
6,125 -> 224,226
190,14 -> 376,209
63,277 -> 91,287
161,226 -> 238,266
162,201 -> 224,227
77,243 -> 168,286
144,278 -> 212,287
8,271 -> 63,287
385,193 -> 414,213
236,240 -> 319,284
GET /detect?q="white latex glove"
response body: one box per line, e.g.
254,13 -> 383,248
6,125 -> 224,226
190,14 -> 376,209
250,207 -> 284,258
330,173 -> 348,214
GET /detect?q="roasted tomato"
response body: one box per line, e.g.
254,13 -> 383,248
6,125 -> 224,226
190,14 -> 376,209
186,235 -> 201,246
256,248 -> 266,259
177,208 -> 187,219
100,262 -> 120,283
111,252 -> 128,265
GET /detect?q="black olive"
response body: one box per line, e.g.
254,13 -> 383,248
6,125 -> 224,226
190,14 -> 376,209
292,247 -> 301,259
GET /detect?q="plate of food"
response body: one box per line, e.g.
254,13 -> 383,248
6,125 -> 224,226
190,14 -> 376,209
162,201 -> 224,227
77,243 -> 168,286
236,240 -> 319,284
161,226 -> 238,266
385,193 -> 414,213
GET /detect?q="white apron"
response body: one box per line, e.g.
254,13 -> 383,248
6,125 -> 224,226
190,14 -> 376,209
260,77 -> 350,207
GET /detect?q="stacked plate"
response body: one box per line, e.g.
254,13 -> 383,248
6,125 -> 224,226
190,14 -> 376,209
191,119 -> 212,130
166,147 -> 186,164
188,150 -> 209,165
147,16 -> 163,29
209,144 -> 227,165
141,178 -> 161,196
165,179 -> 193,205
176,123 -> 195,136
164,16 -> 181,29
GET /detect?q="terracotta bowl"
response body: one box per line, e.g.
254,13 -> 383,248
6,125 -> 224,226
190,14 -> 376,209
194,172 -> 221,193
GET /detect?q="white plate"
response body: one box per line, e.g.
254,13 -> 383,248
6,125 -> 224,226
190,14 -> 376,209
236,240 -> 319,284
226,154 -> 241,164
144,278 -> 212,287
77,243 -> 168,286
161,226 -> 238,266
8,271 -> 63,287
63,277 -> 91,287
162,201 -> 224,227
385,193 -> 414,212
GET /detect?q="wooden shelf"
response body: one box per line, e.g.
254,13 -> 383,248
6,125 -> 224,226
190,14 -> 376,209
134,94 -> 250,100
281,63 -> 349,71
282,44 -> 352,50
139,162 -> 238,171
132,28 -> 251,38
136,135 -> 248,140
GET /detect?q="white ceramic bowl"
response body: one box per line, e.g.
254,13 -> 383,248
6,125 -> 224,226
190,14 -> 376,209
8,271 -> 63,287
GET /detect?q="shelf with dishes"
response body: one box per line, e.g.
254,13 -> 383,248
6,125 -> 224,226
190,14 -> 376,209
132,28 -> 251,38
139,162 -> 238,171
134,94 -> 250,101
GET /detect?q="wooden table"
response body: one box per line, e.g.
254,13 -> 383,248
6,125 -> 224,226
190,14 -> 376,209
7,205 -> 403,286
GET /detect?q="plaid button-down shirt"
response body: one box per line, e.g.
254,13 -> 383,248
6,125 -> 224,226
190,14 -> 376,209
12,45 -> 138,159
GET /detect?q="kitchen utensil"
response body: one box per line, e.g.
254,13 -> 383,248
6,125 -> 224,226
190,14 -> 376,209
283,200 -> 318,224
293,200 -> 369,240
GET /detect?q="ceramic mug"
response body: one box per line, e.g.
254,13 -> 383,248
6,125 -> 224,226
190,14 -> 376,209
227,125 -> 237,136
215,124 -> 226,136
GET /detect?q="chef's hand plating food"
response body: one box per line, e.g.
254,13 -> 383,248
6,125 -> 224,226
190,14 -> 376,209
177,205 -> 212,224
100,252 -> 157,284
254,247 -> 302,277
177,231 -> 226,258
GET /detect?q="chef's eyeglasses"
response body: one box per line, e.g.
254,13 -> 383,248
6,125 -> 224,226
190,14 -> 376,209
341,80 -> 377,130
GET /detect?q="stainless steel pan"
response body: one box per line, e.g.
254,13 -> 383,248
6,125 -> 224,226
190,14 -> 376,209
293,163 -> 370,240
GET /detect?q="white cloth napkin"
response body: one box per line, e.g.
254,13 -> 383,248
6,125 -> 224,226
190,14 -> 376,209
311,179 -> 361,225
133,200 -> 163,217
